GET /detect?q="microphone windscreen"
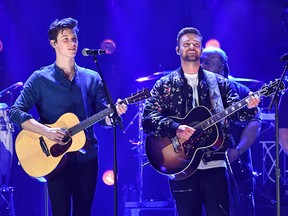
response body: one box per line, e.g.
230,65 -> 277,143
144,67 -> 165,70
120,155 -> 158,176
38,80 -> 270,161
82,48 -> 89,56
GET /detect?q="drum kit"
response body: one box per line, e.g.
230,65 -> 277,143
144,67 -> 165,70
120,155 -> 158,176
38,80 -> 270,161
0,82 -> 22,216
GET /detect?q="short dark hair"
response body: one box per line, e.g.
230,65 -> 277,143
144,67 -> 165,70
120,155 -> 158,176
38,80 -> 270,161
48,17 -> 79,41
201,47 -> 230,78
177,27 -> 202,46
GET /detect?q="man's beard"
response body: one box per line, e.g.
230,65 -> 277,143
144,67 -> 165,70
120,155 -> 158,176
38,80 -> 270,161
182,54 -> 200,62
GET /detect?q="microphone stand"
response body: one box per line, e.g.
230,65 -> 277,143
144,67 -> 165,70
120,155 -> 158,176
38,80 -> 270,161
92,55 -> 123,216
267,60 -> 288,216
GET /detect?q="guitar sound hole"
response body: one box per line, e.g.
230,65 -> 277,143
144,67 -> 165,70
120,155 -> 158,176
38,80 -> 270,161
50,139 -> 72,157
62,134 -> 71,143
184,128 -> 212,150
199,129 -> 212,146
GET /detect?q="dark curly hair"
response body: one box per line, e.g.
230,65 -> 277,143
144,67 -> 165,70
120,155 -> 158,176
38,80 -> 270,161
48,17 -> 79,42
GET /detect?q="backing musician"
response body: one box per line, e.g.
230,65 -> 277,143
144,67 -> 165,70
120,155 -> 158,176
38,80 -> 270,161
201,46 -> 262,216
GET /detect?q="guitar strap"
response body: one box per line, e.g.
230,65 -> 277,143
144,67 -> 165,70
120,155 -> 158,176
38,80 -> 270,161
202,70 -> 226,159
203,70 -> 225,120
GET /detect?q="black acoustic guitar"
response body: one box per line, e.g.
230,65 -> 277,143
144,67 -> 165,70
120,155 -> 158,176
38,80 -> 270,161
145,79 -> 285,180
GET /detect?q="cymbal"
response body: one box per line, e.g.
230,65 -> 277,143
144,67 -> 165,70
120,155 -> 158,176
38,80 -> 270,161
135,71 -> 172,82
153,71 -> 172,75
136,73 -> 263,84
228,75 -> 263,84
135,75 -> 158,82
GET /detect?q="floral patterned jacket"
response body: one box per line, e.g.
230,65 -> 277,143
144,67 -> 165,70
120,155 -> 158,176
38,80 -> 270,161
142,67 -> 257,152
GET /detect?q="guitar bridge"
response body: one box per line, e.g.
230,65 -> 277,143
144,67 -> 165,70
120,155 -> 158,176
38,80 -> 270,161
39,136 -> 50,157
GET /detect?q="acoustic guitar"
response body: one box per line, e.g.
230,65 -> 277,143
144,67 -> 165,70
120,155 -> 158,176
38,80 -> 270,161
16,88 -> 151,181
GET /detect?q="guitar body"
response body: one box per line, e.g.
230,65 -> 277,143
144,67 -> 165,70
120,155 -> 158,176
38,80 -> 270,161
145,106 -> 224,180
15,113 -> 86,181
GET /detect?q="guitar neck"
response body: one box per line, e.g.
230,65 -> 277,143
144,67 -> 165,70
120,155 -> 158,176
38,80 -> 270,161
196,78 -> 285,131
197,95 -> 251,130
68,107 -> 114,136
63,88 -> 151,137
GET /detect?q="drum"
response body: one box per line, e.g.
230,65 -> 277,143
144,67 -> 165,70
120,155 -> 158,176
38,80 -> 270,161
252,123 -> 288,202
0,103 -> 13,186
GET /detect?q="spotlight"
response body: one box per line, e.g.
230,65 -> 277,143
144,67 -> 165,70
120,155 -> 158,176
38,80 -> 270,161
205,39 -> 221,48
0,40 -> 3,52
100,39 -> 116,54
102,170 -> 114,186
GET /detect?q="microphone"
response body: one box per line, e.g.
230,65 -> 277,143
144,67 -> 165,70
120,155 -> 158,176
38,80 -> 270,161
82,48 -> 107,56
280,52 -> 288,62
0,82 -> 23,97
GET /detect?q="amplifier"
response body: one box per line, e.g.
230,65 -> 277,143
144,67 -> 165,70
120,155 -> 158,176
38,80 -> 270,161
125,200 -> 171,208
124,200 -> 176,216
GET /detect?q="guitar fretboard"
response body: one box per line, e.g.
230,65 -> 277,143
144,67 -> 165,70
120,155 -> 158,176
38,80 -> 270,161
196,78 -> 285,131
196,91 -> 259,131
69,107 -> 114,136
59,88 -> 151,138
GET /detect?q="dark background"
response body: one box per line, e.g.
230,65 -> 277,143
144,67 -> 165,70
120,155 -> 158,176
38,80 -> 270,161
1,0 -> 288,215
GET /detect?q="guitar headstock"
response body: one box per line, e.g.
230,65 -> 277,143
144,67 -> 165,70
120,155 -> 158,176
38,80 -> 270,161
124,88 -> 151,105
258,78 -> 286,97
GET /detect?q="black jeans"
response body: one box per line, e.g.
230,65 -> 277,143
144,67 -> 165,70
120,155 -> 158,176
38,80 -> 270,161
229,178 -> 255,216
169,167 -> 229,216
47,157 -> 98,216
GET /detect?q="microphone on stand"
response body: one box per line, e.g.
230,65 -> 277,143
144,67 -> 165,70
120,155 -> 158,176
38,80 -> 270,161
82,48 -> 107,56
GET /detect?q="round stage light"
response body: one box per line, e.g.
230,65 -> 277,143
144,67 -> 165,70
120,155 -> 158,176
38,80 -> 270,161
0,40 -> 3,52
101,39 -> 116,54
102,170 -> 114,186
205,39 -> 221,48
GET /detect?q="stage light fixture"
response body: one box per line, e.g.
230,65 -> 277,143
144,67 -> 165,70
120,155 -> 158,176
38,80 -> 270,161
0,40 -> 3,52
102,169 -> 114,186
205,39 -> 220,48
100,39 -> 116,54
